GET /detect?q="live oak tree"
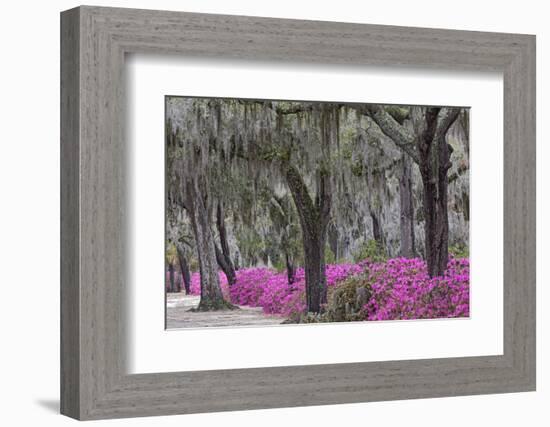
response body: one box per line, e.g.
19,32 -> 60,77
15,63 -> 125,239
241,102 -> 340,313
341,110 -> 410,260
280,106 -> 336,312
166,192 -> 192,293
266,191 -> 301,285
362,105 -> 461,276
166,102 -> 235,311
214,201 -> 237,287
362,107 -> 415,259
209,100 -> 339,313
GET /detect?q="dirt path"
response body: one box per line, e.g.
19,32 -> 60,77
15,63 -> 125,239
166,293 -> 284,329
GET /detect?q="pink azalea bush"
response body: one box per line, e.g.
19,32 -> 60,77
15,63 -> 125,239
170,257 -> 469,321
229,268 -> 275,306
256,270 -> 306,316
178,263 -> 363,316
362,257 -> 470,320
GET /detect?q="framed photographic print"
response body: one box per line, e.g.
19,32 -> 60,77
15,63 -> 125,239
61,5 -> 536,420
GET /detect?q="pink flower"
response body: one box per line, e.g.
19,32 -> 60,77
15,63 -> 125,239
170,256 -> 470,321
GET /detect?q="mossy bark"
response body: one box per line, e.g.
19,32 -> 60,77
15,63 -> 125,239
285,252 -> 296,285
370,209 -> 384,247
176,245 -> 191,294
214,243 -> 236,287
302,232 -> 328,313
168,261 -> 178,292
284,164 -> 330,313
399,154 -> 415,258
215,201 -> 237,286
420,133 -> 451,277
185,177 -> 234,311
268,192 -> 299,285
416,108 -> 456,277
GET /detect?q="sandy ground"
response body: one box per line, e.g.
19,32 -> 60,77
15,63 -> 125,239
166,293 -> 284,329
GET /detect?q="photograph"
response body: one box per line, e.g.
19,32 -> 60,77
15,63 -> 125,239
165,97 -> 470,329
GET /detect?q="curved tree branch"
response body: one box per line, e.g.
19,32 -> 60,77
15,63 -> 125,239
361,105 -> 419,164
434,107 -> 461,143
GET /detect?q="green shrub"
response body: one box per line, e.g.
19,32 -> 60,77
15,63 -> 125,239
449,243 -> 469,259
325,244 -> 336,264
282,274 -> 373,324
324,274 -> 372,322
353,239 -> 387,263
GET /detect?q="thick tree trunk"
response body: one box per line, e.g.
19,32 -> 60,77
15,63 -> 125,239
421,172 -> 449,277
214,243 -> 237,287
420,138 -> 451,277
175,264 -> 182,292
185,178 -> 233,310
284,165 -> 330,313
168,261 -> 176,293
328,222 -> 339,260
268,193 -> 298,285
399,154 -> 415,258
302,232 -> 327,313
215,202 -> 237,286
176,245 -> 191,294
370,209 -> 384,246
285,252 -> 296,285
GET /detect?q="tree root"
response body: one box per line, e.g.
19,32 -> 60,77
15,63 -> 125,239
191,298 -> 239,312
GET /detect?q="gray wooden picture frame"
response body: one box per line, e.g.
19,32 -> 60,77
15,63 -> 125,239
60,5 -> 536,420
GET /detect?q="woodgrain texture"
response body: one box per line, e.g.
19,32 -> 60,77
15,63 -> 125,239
60,7 -> 80,419
60,5 -> 536,420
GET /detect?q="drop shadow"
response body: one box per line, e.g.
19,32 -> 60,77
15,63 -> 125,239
35,399 -> 59,414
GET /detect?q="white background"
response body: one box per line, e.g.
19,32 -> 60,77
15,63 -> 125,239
128,57 -> 503,373
0,0 -> 547,426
